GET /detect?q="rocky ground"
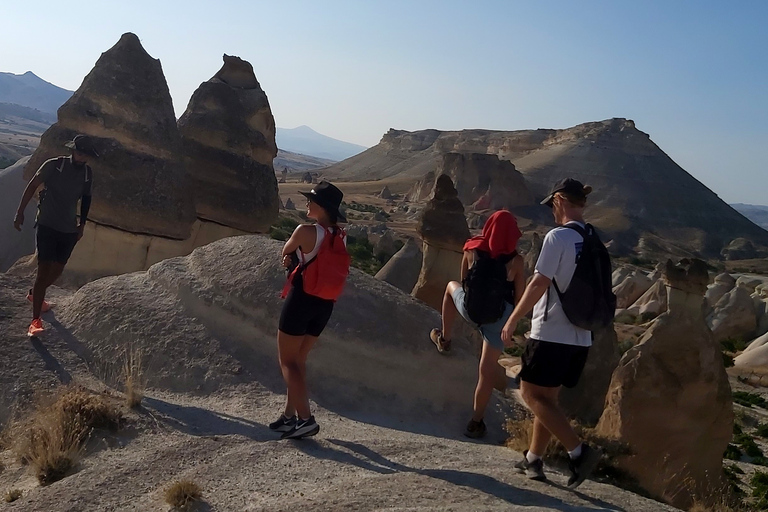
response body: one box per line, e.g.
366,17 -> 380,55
0,240 -> 681,512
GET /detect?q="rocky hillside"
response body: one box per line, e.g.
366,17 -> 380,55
323,119 -> 768,257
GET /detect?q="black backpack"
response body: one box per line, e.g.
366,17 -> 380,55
548,223 -> 616,330
462,250 -> 514,326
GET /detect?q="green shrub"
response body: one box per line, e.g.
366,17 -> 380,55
757,424 -> 768,438
735,433 -> 764,458
269,217 -> 300,241
722,337 -> 748,353
733,391 -> 768,409
752,471 -> 768,508
724,443 -> 742,460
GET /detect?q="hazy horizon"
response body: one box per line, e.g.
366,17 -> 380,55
1,0 -> 765,204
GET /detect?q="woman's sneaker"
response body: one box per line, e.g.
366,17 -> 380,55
464,419 -> 487,439
513,451 -> 547,481
268,414 -> 297,432
281,416 -> 320,440
567,444 -> 601,489
430,328 -> 451,354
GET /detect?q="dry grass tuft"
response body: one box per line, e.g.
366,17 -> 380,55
122,346 -> 146,408
4,489 -> 22,503
8,386 -> 121,485
164,480 -> 203,510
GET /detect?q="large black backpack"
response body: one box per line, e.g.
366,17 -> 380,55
549,223 -> 616,330
462,250 -> 514,326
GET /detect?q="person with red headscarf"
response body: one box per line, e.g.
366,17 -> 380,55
429,210 -> 526,438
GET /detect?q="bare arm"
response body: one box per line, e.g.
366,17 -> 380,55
281,225 -> 316,267
13,175 -> 43,231
501,272 -> 552,345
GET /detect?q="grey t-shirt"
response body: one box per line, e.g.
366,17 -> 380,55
34,156 -> 92,234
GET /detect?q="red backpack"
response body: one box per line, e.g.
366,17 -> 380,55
282,227 -> 350,301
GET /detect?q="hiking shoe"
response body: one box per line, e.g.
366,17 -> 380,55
464,419 -> 487,439
430,328 -> 451,353
567,444 -> 601,489
268,414 -> 297,432
513,451 -> 547,481
26,290 -> 51,313
27,318 -> 44,337
281,416 -> 320,440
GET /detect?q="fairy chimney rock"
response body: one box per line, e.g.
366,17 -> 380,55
178,54 -> 279,233
596,258 -> 733,509
417,174 -> 470,250
23,32 -> 195,239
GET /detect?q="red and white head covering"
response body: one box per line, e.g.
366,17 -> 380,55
463,210 -> 522,258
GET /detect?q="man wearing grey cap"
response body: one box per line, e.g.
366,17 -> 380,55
13,135 -> 98,337
500,177 -> 602,488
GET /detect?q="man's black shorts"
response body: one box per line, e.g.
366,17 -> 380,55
36,224 -> 78,264
519,338 -> 590,388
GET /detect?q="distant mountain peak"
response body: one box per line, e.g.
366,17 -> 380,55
0,70 -> 74,114
276,126 -> 367,162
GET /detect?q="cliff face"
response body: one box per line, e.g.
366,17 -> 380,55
322,119 -> 768,257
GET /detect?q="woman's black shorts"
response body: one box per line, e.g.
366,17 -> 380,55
279,275 -> 335,337
519,339 -> 590,388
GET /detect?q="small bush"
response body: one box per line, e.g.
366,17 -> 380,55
4,489 -> 22,502
734,433 -> 763,458
724,444 -> 742,460
9,387 -> 121,485
723,353 -> 735,368
269,216 -> 300,241
757,424 -> 768,438
753,471 -> 768,509
164,480 -> 202,510
733,391 -> 768,409
722,338 -> 748,354
122,346 -> 146,408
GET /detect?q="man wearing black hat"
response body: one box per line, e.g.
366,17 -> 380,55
13,135 -> 98,337
500,177 -> 601,487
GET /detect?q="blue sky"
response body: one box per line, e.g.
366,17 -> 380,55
1,0 -> 766,204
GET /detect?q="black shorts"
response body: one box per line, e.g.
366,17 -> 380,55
36,224 -> 78,264
279,275 -> 334,337
519,339 -> 590,388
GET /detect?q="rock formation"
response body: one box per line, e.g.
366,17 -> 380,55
560,323 -> 620,425
375,238 -> 423,293
178,54 -> 279,233
0,157 -> 36,272
412,153 -> 534,211
56,235 -> 501,436
14,35 -> 280,286
735,332 -> 768,368
523,232 -> 542,277
320,119 -> 768,258
613,270 -> 653,309
24,32 -> 195,239
628,278 -> 667,318
374,230 -> 398,259
596,259 -> 733,509
379,185 -> 393,199
412,175 -> 470,310
721,237 -> 759,260
707,286 -> 757,342
284,198 -> 296,210
705,272 -> 736,309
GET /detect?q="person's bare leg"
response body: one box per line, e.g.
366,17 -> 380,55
277,330 -> 312,420
292,335 -> 318,416
32,261 -> 53,319
472,342 -> 503,421
521,381 -> 580,453
529,416 -> 554,457
45,262 -> 66,287
441,281 -> 462,340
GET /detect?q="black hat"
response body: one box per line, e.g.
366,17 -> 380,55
64,135 -> 100,157
300,181 -> 347,223
540,178 -> 591,206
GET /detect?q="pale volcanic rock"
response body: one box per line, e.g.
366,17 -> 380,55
23,32 -> 195,239
596,259 -> 733,509
707,286 -> 757,343
705,272 -> 736,308
412,175 -> 470,310
178,54 -> 279,233
629,279 -> 668,317
613,270 -> 653,309
375,238 -> 423,293
0,157 -> 35,271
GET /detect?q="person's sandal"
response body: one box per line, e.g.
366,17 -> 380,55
430,328 -> 451,353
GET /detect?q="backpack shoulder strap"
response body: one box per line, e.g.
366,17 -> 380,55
562,223 -> 587,238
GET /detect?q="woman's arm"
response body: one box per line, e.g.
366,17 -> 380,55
281,225 -> 315,266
